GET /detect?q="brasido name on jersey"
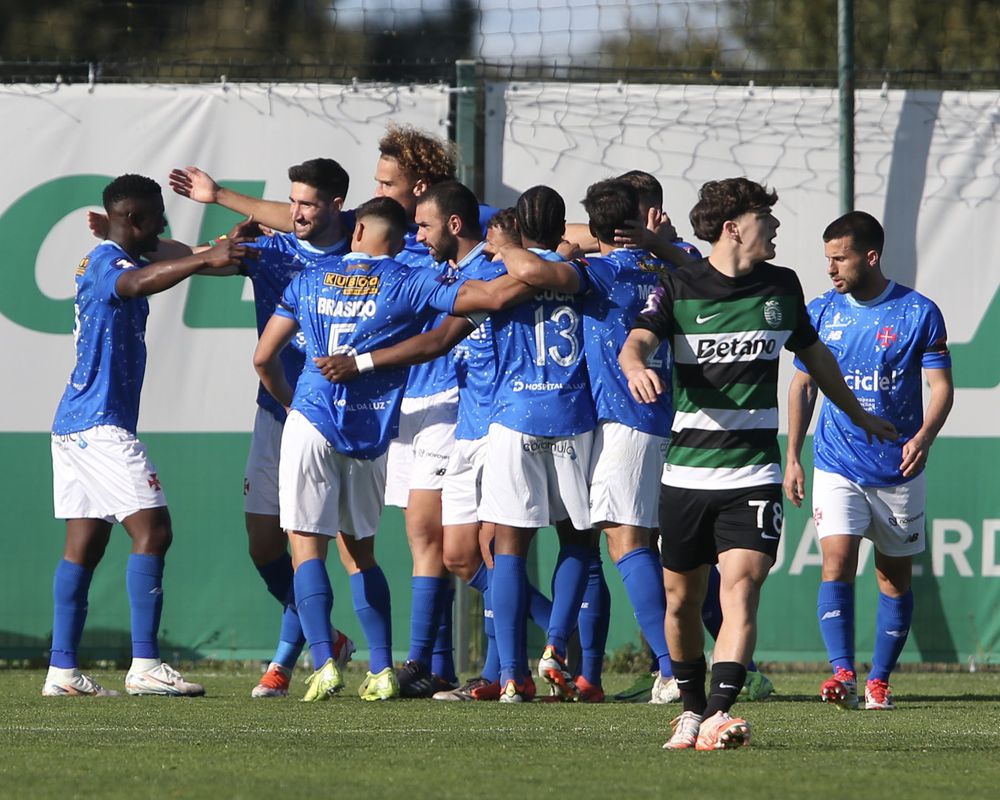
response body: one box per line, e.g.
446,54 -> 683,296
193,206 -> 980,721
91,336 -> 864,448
316,297 -> 378,319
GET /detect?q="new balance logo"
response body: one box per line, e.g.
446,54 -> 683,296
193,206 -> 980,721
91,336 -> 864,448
821,610 -> 841,620
148,587 -> 163,595
885,629 -> 908,638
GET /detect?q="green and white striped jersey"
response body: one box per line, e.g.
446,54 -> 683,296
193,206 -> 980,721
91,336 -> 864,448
634,257 -> 818,490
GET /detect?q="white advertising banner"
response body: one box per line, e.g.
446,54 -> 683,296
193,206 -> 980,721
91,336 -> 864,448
484,83 -> 1000,436
0,83 -> 449,432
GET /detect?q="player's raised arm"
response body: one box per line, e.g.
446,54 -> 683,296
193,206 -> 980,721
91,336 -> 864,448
315,314 -> 475,383
253,314 -> 300,408
899,366 -> 954,478
169,165 -> 295,233
784,368 -> 820,507
795,339 -> 898,444
499,245 -> 582,293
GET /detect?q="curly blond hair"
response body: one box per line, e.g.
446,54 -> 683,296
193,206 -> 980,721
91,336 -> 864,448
378,123 -> 456,186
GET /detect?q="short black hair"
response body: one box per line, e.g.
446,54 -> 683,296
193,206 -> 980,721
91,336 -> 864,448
515,185 -> 565,250
287,158 -> 349,201
487,207 -> 521,245
102,174 -> 161,212
417,180 -> 480,233
823,211 -> 885,257
616,170 -> 663,208
689,178 -> 778,243
582,180 -> 639,245
354,196 -> 407,239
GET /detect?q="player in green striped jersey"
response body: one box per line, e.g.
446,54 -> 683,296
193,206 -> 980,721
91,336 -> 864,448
619,178 -> 896,750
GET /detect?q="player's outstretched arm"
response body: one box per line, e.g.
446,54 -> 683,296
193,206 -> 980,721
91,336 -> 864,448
451,274 -> 536,314
314,315 -> 475,383
169,166 -> 293,233
253,314 -> 299,408
115,238 -> 252,298
498,246 -> 581,293
784,368 -> 819,507
900,366 -> 954,478
796,339 -> 898,444
619,328 -> 665,404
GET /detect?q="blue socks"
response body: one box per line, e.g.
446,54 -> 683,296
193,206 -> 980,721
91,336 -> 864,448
481,567 -> 500,682
431,583 -> 458,683
408,576 -> 448,666
578,551 -> 610,685
50,560 -> 93,669
126,554 -> 164,660
527,581 -> 552,633
492,554 -> 528,685
257,553 -> 305,670
350,566 -> 393,673
294,558 -> 334,666
615,547 -> 671,676
869,590 -> 913,682
818,580 -> 856,673
547,543 -> 590,655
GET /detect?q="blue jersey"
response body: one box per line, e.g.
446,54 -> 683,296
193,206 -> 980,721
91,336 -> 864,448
395,204 -> 500,399
490,249 -> 596,437
579,249 -> 674,435
794,281 -> 950,486
247,232 -> 349,421
275,253 -> 465,459
53,241 -> 150,435
452,243 -> 506,441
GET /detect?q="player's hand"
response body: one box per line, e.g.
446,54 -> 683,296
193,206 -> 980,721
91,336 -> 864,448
625,367 -> 664,404
201,237 -> 254,269
228,215 -> 261,240
313,355 -> 360,383
899,432 -> 931,478
613,218 -> 653,250
87,210 -> 110,240
856,412 -> 898,445
169,166 -> 220,204
783,460 -> 806,508
556,238 -> 583,259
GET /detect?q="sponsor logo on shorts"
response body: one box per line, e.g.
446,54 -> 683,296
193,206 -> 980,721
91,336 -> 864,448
243,477 -> 250,496
521,438 -> 577,461
888,512 -> 924,527
147,473 -> 161,491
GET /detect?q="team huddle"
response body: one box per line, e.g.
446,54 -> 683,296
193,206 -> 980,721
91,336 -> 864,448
44,124 -> 953,752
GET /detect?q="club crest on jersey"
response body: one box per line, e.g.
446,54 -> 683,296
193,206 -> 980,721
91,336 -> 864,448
876,326 -> 897,348
76,256 -> 90,276
323,273 -> 380,296
763,298 -> 783,328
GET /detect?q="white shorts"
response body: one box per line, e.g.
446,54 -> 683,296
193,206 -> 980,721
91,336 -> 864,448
278,411 -> 386,539
244,407 -> 284,516
51,426 -> 166,523
384,386 -> 458,506
812,468 -> 927,557
441,436 -> 488,527
589,421 -> 668,529
478,423 -> 593,531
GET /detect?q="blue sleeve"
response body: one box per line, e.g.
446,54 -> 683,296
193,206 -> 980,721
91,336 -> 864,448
244,233 -> 286,278
579,257 -> 615,296
275,273 -> 301,319
920,301 -> 951,370
404,267 -> 467,315
95,253 -> 140,303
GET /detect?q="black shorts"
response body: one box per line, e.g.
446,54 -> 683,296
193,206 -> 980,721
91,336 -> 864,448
658,483 -> 783,572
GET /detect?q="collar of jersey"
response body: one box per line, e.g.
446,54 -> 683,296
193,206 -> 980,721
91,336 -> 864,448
845,280 -> 896,308
343,252 -> 391,262
456,240 -> 488,268
297,236 -> 347,255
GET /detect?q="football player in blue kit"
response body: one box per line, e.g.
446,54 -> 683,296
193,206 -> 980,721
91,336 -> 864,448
166,158 -> 358,698
45,174 -> 251,698
252,197 -> 532,701
784,211 -> 953,711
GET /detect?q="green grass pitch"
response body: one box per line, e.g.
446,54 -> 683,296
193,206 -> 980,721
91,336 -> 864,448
3,669 -> 999,799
